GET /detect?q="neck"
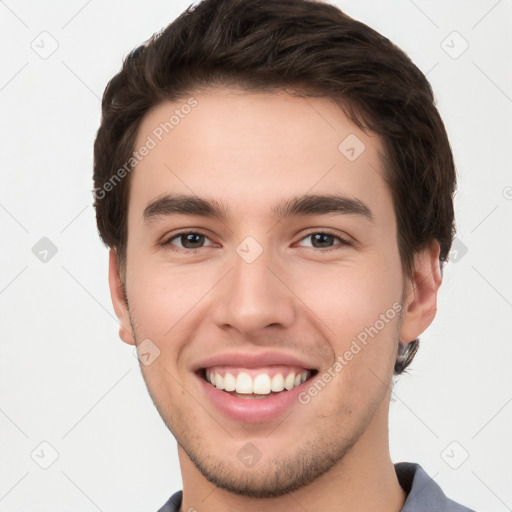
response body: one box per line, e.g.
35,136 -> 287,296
178,399 -> 406,512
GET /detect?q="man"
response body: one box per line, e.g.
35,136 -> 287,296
92,1 -> 476,510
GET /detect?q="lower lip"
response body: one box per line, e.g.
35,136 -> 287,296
197,373 -> 309,423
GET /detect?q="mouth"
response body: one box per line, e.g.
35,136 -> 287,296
193,352 -> 320,422
198,365 -> 318,400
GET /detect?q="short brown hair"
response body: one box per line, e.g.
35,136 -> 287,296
93,0 -> 456,374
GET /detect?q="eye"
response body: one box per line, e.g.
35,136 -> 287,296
161,230 -> 352,253
163,231 -> 215,252
296,231 -> 352,251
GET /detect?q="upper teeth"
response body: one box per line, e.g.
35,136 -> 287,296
205,369 -> 310,394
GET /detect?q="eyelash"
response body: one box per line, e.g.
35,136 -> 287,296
162,229 -> 352,254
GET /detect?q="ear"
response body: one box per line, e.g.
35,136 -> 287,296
108,248 -> 136,346
400,241 -> 442,343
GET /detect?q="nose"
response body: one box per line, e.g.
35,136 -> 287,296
211,245 -> 296,337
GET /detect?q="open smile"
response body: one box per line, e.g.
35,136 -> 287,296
196,358 -> 319,422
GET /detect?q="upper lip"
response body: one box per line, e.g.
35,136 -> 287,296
192,351 -> 318,372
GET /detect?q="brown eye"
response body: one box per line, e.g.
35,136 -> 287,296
310,233 -> 336,249
176,233 -> 204,249
164,231 -> 214,252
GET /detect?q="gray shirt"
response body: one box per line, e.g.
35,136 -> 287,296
157,462 -> 477,512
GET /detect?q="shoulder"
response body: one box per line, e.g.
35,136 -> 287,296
156,490 -> 183,512
395,462 -> 478,512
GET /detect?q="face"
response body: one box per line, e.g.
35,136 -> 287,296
109,88 -> 440,497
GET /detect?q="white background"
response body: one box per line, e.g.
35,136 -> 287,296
1,0 -> 511,511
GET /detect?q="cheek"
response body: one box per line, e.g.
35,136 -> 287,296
299,258 -> 403,404
300,259 -> 402,342
299,265 -> 401,417
127,256 -> 213,341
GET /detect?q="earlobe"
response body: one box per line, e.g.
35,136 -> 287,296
108,248 -> 136,346
400,241 -> 442,344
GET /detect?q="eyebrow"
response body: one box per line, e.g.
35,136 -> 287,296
143,193 -> 374,224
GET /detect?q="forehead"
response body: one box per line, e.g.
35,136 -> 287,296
129,89 -> 392,225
